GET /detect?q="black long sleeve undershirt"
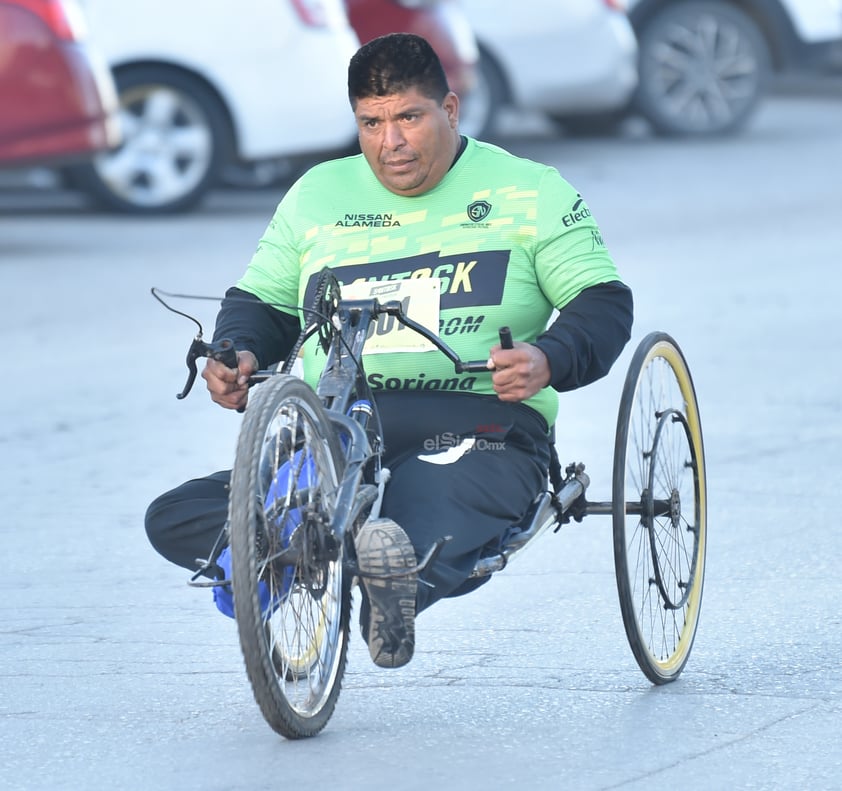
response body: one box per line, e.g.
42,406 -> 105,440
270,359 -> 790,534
213,280 -> 633,392
212,286 -> 300,369
533,280 -> 633,392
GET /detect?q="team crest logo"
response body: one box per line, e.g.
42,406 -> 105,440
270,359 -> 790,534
467,200 -> 492,223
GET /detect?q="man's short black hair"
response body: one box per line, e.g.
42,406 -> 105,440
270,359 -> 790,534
348,33 -> 450,107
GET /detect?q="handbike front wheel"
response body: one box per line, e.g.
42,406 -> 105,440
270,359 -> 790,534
228,374 -> 350,738
612,332 -> 707,684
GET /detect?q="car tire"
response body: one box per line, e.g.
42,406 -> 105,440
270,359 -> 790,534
68,66 -> 232,213
458,47 -> 505,139
633,1 -> 771,136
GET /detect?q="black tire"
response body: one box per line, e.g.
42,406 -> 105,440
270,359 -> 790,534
228,374 -> 350,739
612,332 -> 707,684
67,66 -> 232,213
634,1 -> 771,136
458,47 -> 506,139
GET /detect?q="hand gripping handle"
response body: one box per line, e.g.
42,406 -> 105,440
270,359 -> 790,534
457,326 -> 515,373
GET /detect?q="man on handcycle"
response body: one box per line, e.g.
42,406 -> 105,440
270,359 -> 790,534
146,33 -> 633,669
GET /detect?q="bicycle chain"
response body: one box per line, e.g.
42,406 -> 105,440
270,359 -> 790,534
281,267 -> 341,373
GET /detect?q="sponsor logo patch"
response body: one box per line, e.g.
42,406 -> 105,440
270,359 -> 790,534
467,200 -> 492,223
335,213 -> 401,227
303,250 -> 510,310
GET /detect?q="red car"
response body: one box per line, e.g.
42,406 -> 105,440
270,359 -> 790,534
345,0 -> 478,109
0,0 -> 120,166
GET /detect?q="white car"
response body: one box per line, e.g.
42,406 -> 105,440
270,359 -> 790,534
457,0 -> 639,138
626,0 -> 842,135
70,0 -> 359,213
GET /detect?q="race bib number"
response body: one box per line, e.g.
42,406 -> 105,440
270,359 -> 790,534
341,278 -> 440,353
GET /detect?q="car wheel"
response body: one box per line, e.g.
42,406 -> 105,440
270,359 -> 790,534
458,49 -> 505,139
68,66 -> 232,213
634,1 -> 771,136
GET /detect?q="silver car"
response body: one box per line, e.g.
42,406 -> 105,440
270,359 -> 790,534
458,0 -> 639,138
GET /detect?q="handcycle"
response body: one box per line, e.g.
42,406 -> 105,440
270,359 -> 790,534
153,268 -> 707,740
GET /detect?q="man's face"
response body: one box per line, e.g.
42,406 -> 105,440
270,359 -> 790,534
354,88 -> 460,196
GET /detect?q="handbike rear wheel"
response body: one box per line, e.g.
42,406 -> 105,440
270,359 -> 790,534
612,332 -> 707,684
228,374 -> 350,738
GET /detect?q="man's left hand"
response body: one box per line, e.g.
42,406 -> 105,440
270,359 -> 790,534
488,343 -> 551,402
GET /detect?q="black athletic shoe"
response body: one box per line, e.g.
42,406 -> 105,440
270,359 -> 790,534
355,518 -> 417,668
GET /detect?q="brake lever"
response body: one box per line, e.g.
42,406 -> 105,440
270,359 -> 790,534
177,334 -> 238,400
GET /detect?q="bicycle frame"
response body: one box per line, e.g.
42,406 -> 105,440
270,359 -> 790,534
160,283 -> 598,581
282,296 -> 481,575
258,294 -> 594,579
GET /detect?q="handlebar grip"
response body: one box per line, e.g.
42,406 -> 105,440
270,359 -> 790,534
499,326 -> 513,349
455,327 -> 513,374
211,339 -> 238,369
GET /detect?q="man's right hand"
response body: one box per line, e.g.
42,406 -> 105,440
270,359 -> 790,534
202,350 -> 258,411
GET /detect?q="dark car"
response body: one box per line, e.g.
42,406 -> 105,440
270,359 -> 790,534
0,0 -> 120,166
344,0 -> 479,129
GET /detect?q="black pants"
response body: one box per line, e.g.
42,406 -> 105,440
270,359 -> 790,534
145,391 -> 551,614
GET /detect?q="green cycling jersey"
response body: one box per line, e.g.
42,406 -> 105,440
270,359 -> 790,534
238,137 -> 621,426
